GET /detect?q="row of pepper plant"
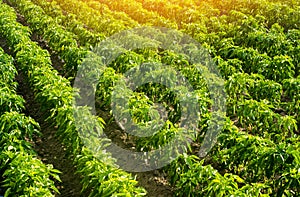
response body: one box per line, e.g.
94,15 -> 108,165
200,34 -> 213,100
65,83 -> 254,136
0,46 -> 60,196
83,0 -> 177,29
0,2 -> 147,196
3,0 -> 299,196
30,0 -> 106,47
7,0 -> 90,78
86,32 -> 297,196
49,0 -> 138,36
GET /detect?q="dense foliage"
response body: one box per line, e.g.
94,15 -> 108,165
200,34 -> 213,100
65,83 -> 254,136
0,0 -> 299,196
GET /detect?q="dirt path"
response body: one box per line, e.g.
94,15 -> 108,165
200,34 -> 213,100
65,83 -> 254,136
98,110 -> 175,197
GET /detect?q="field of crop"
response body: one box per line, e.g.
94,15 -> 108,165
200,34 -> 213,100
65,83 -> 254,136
0,0 -> 299,196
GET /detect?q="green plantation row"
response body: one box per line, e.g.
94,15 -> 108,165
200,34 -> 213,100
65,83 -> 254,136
12,0 -> 300,81
0,2 -> 146,196
0,0 -> 299,196
0,46 -> 60,195
1,0 -> 268,193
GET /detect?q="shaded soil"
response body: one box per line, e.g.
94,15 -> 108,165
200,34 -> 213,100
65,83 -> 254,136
98,110 -> 175,197
133,171 -> 174,197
